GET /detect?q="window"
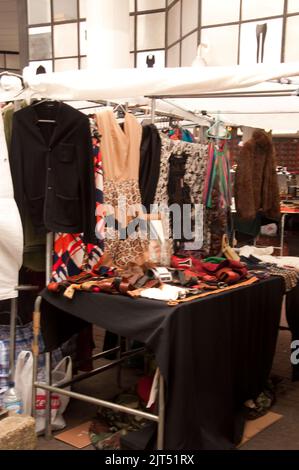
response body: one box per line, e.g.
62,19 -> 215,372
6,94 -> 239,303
239,18 -> 283,65
167,2 -> 181,46
201,25 -> 239,66
27,0 -> 51,25
130,1 -> 166,68
79,0 -> 87,18
167,43 -> 180,67
26,1 -> 87,71
201,0 -> 240,26
182,0 -> 198,36
288,0 -> 299,13
54,23 -> 78,57
137,50 -> 165,68
29,26 -> 52,60
181,32 -> 198,66
54,57 -> 79,72
137,12 -> 165,49
166,0 -> 293,67
242,0 -> 284,20
285,15 -> 299,62
29,60 -> 53,73
138,0 -> 166,10
53,0 -> 77,22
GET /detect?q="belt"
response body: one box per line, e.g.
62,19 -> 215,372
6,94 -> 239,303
167,277 -> 259,305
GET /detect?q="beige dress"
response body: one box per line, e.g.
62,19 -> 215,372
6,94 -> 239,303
96,109 -> 148,267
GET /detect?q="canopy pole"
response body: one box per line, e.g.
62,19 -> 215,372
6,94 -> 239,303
151,98 -> 156,124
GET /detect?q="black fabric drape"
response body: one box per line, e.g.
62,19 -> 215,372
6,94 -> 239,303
286,283 -> 299,341
286,283 -> 299,380
41,277 -> 284,450
139,124 -> 161,212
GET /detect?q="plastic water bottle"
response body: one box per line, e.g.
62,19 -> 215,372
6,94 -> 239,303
0,340 -> 8,380
3,381 -> 23,415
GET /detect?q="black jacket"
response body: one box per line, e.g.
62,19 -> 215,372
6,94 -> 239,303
9,102 -> 96,243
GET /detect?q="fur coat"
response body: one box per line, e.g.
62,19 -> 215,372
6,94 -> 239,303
235,130 -> 280,221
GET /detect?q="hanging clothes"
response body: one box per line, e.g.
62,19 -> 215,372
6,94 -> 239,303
154,132 -> 209,255
52,116 -> 104,282
235,130 -> 280,221
162,126 -> 195,143
139,124 -> 161,212
2,102 -> 46,272
203,139 -> 232,256
0,112 -> 23,301
96,109 -> 148,267
9,102 -> 97,243
203,140 -> 232,210
167,152 -> 192,252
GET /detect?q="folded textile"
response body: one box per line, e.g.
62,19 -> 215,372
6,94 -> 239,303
139,284 -> 187,301
171,255 -> 248,285
239,245 -> 299,270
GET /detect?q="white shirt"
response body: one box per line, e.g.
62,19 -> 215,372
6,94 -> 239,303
0,111 -> 23,300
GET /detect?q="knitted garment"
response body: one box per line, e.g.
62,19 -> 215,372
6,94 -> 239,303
267,266 -> 299,292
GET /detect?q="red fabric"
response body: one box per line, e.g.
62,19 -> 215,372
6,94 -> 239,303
171,256 -> 248,285
137,375 -> 154,407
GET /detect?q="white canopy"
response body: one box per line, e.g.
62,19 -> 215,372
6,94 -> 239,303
23,62 -> 299,132
166,91 -> 299,132
26,62 -> 299,101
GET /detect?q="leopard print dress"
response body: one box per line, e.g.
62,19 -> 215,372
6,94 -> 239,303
97,110 -> 148,267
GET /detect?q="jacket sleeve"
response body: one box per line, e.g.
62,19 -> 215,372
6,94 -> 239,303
77,116 -> 97,244
9,114 -> 25,228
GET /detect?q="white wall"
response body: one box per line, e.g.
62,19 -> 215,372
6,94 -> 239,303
86,0 -> 130,69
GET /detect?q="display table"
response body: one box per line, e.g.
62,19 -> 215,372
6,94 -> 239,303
40,277 -> 284,450
279,205 -> 299,255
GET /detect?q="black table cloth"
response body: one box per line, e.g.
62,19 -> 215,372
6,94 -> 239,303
41,277 -> 284,450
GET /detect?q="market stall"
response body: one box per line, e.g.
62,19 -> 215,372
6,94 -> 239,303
2,62 -> 299,450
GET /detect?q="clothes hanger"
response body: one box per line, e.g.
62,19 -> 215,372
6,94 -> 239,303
206,115 -> 231,140
31,98 -> 58,123
0,71 -> 26,103
0,71 -> 25,89
113,103 -> 127,119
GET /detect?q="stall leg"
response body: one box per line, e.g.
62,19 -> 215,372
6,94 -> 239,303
32,295 -> 42,418
44,351 -> 52,439
9,297 -> 17,381
280,213 -> 286,256
157,371 -> 165,450
116,335 -> 122,388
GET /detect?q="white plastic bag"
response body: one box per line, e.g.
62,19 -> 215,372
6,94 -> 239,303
35,355 -> 72,433
15,350 -> 33,415
15,352 -> 72,433
261,223 -> 277,237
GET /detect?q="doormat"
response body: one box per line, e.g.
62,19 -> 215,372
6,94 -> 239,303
238,412 -> 283,447
54,421 -> 92,449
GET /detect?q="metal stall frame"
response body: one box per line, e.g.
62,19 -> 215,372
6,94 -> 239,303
32,292 -> 165,449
